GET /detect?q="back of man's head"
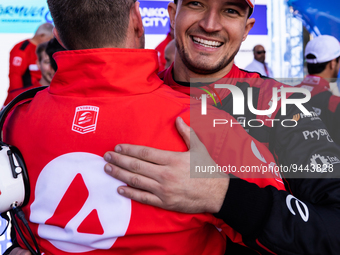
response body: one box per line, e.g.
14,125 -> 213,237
305,35 -> 340,75
35,23 -> 54,37
47,0 -> 135,50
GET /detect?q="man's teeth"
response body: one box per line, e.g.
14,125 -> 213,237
192,37 -> 222,48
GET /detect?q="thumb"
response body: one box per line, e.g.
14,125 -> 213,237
175,117 -> 202,150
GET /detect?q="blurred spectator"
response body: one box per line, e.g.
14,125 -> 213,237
164,39 -> 176,69
244,44 -> 273,77
155,26 -> 174,71
35,42 -> 55,87
8,23 -> 54,93
296,35 -> 340,144
4,41 -> 55,106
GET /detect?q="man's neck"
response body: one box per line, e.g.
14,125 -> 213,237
172,57 -> 234,83
29,38 -> 38,46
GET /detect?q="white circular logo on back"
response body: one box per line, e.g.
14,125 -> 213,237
30,152 -> 131,253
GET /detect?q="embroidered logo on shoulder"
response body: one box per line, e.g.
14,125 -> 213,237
72,106 -> 99,134
13,56 -> 22,66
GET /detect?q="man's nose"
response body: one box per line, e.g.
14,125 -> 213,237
198,9 -> 223,33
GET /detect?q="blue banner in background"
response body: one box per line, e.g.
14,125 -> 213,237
0,0 -> 52,33
0,1 -> 268,36
139,1 -> 171,35
287,0 -> 340,41
249,5 -> 268,35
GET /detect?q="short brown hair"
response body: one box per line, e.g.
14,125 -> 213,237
47,0 -> 135,50
36,41 -> 49,62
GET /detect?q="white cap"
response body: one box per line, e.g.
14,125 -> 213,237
245,0 -> 255,8
305,35 -> 340,64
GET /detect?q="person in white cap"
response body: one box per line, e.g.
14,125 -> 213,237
296,35 -> 340,144
103,0 -> 340,255
245,44 -> 274,77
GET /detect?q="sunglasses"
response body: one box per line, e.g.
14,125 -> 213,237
256,51 -> 266,54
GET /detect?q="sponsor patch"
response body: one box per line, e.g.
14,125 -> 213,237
72,106 -> 99,134
304,76 -> 320,85
312,107 -> 321,116
327,156 -> 340,165
293,111 -> 320,122
302,129 -> 333,143
12,56 -> 22,66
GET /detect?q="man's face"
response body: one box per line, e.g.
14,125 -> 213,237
254,45 -> 266,63
169,0 -> 254,75
38,51 -> 55,84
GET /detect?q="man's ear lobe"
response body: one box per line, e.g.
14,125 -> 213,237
243,18 -> 255,42
330,59 -> 338,70
168,2 -> 177,30
53,27 -> 67,49
132,1 -> 144,38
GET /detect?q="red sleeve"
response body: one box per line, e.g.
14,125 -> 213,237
8,46 -> 28,91
187,102 -> 285,190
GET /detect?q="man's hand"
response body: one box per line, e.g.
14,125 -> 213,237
8,247 -> 31,255
104,117 -> 229,214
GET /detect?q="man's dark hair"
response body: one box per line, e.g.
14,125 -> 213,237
306,54 -> 340,74
46,38 -> 66,71
47,0 -> 135,50
36,42 -> 49,62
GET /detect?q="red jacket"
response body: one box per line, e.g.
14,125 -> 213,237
4,80 -> 43,106
4,48 -> 284,255
8,40 -> 41,92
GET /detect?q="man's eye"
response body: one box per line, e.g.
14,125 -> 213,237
189,1 -> 202,7
225,9 -> 239,14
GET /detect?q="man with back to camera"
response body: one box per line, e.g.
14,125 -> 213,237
3,0 -> 287,254
244,44 -> 273,77
102,0 -> 340,254
4,41 -> 56,106
295,35 -> 340,145
7,23 -> 54,93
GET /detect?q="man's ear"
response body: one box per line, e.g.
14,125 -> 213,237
243,18 -> 255,41
53,27 -> 67,49
131,1 -> 144,38
330,58 -> 337,70
168,2 -> 177,30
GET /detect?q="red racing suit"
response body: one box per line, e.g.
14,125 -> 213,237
3,80 -> 43,106
160,64 -> 340,255
3,49 -> 283,255
295,75 -> 340,145
8,40 -> 41,93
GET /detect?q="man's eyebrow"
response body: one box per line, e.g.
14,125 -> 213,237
223,1 -> 248,11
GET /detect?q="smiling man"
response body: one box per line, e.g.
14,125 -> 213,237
171,0 -> 254,78
103,0 -> 340,254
